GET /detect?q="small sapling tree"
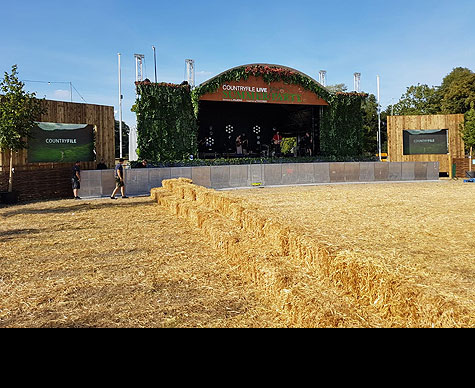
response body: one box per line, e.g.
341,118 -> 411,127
0,65 -> 46,192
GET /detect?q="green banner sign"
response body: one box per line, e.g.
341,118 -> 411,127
28,122 -> 95,163
403,129 -> 448,155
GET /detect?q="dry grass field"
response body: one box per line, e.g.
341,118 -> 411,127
0,197 -> 286,328
2,178 -> 474,328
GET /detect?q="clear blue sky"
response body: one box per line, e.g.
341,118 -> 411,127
1,0 -> 474,127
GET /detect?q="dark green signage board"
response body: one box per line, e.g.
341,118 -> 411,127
28,122 -> 95,163
403,129 -> 448,155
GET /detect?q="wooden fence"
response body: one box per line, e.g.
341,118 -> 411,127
0,99 -> 115,172
453,158 -> 475,178
0,168 -> 74,201
0,99 -> 115,201
387,114 -> 465,174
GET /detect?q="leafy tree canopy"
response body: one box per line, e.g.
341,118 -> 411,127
361,94 -> 387,154
440,70 -> 475,114
0,64 -> 46,192
114,120 -> 130,159
392,84 -> 441,115
326,83 -> 348,93
393,67 -> 475,116
440,67 -> 473,93
461,102 -> 475,154
0,65 -> 45,152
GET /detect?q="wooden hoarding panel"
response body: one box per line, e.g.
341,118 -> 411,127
0,100 -> 115,172
387,114 -> 465,173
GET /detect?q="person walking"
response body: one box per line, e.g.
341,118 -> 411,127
111,158 -> 128,199
72,161 -> 81,200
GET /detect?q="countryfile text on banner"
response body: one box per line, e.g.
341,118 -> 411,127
28,122 -> 95,163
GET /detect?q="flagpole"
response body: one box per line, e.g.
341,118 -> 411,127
152,45 -> 157,83
377,75 -> 382,162
118,53 -> 123,159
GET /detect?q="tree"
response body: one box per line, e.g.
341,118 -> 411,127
440,69 -> 475,114
0,65 -> 46,192
361,94 -> 388,155
392,84 -> 441,115
361,94 -> 378,154
439,67 -> 473,94
326,83 -> 348,94
461,102 -> 475,163
114,120 -> 130,159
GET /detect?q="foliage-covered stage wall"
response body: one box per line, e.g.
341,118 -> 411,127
134,82 -> 197,161
134,64 -> 366,162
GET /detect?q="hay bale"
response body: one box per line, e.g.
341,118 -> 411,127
151,179 -> 475,327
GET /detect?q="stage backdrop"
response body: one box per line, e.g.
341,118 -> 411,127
28,122 -> 95,163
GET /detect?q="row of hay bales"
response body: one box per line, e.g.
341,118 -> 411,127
151,178 -> 472,327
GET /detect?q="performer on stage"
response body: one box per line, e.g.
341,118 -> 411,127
236,135 -> 243,155
241,133 -> 249,155
301,132 -> 313,156
272,131 -> 283,155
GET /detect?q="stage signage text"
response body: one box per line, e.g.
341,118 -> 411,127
199,76 -> 328,106
222,84 -> 303,103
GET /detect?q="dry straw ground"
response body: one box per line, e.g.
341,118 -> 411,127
2,179 -> 474,327
0,197 -> 286,327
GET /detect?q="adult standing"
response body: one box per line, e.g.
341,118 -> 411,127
272,131 -> 283,155
72,161 -> 81,200
137,159 -> 149,168
236,135 -> 243,155
241,133 -> 249,155
111,158 -> 128,199
301,132 -> 313,156
96,159 -> 107,170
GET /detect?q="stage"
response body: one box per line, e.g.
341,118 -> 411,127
197,100 -> 321,158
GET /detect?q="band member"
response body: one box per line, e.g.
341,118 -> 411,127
272,131 -> 283,155
301,132 -> 313,156
236,135 -> 243,154
241,133 -> 249,155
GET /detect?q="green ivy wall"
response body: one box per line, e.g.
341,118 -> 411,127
134,82 -> 197,162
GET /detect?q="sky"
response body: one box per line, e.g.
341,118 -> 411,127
1,0 -> 474,127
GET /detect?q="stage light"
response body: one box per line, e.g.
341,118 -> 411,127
205,137 -> 215,149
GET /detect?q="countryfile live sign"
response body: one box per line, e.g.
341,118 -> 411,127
222,84 -> 303,103
199,76 -> 328,106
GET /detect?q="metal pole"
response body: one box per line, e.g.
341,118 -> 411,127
152,46 -> 157,83
118,53 -> 123,159
70,82 -> 73,103
377,75 -> 382,161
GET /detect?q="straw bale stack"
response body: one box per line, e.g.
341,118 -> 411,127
152,179 -> 474,327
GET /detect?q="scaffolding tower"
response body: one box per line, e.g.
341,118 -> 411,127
354,72 -> 361,92
134,54 -> 145,82
319,70 -> 327,87
185,59 -> 195,88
